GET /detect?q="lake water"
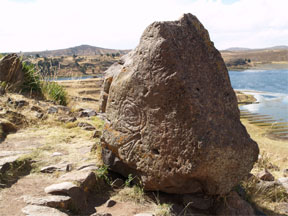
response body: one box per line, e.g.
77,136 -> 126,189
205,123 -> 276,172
49,75 -> 101,81
228,69 -> 288,122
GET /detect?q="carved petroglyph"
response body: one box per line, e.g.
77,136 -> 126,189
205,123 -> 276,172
112,99 -> 145,161
118,99 -> 146,132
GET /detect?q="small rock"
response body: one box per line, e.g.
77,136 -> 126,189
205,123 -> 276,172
78,122 -> 95,131
22,205 -> 69,216
111,178 -> 124,189
77,164 -> 98,171
31,105 -> 43,113
45,182 -> 77,194
78,109 -> 97,117
257,170 -> 275,181
15,100 -> 29,108
134,214 -> 155,216
0,119 -> 18,134
59,171 -> 99,193
106,199 -> 116,207
56,105 -> 70,113
44,182 -> 86,211
91,213 -> 112,216
40,165 -> 60,173
35,112 -> 44,119
66,164 -> 73,172
182,194 -> 212,210
283,169 -> 288,177
47,106 -> 58,114
92,130 -> 102,138
52,152 -> 63,157
23,195 -> 71,209
58,116 -> 77,123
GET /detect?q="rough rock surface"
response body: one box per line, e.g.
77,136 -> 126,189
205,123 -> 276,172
0,54 -> 24,89
100,13 -> 259,194
215,191 -> 255,216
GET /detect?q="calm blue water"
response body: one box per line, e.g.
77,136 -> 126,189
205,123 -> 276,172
48,75 -> 101,81
229,69 -> 288,122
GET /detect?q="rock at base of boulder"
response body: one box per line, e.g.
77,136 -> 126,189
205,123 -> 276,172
44,181 -> 87,211
215,191 -> 255,216
257,170 -> 274,181
22,205 -> 68,216
78,122 -> 96,131
23,195 -> 71,210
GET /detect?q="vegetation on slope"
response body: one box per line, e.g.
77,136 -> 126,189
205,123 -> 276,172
21,62 -> 68,105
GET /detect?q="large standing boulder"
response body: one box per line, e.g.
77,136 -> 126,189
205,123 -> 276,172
0,54 -> 24,89
100,13 -> 259,195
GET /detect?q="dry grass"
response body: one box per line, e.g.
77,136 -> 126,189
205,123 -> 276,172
241,176 -> 288,215
112,186 -> 146,204
154,203 -> 173,216
240,119 -> 288,214
241,119 -> 288,178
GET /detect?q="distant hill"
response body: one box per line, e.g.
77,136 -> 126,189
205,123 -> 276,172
223,45 -> 288,52
224,47 -> 251,52
22,45 -> 130,57
221,46 -> 288,69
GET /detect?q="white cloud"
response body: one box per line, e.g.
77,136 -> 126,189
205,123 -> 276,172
0,0 -> 287,52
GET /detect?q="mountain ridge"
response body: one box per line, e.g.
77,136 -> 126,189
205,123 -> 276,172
22,44 -> 130,57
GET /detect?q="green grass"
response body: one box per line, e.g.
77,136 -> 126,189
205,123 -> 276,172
21,62 -> 68,105
21,62 -> 42,94
41,81 -> 68,105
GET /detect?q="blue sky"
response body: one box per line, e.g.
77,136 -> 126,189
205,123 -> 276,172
0,0 -> 287,52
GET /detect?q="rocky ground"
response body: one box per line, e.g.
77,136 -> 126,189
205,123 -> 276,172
0,79 -> 287,216
0,79 -> 168,216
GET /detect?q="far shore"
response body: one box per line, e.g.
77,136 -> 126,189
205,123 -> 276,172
227,62 -> 288,71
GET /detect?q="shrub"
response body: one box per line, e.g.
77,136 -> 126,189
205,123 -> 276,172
41,81 -> 68,106
21,62 -> 42,94
21,62 -> 68,105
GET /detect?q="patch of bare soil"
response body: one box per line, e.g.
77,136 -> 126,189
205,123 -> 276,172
0,174 -> 56,216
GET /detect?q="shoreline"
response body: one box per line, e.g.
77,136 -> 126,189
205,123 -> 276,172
228,62 -> 288,71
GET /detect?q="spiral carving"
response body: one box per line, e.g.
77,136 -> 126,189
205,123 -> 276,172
119,99 -> 146,132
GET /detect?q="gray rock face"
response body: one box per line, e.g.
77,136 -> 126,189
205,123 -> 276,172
0,54 -> 24,90
100,13 -> 259,195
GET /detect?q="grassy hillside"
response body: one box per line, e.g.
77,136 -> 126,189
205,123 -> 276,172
23,44 -> 129,57
221,46 -> 288,69
24,54 -> 119,77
